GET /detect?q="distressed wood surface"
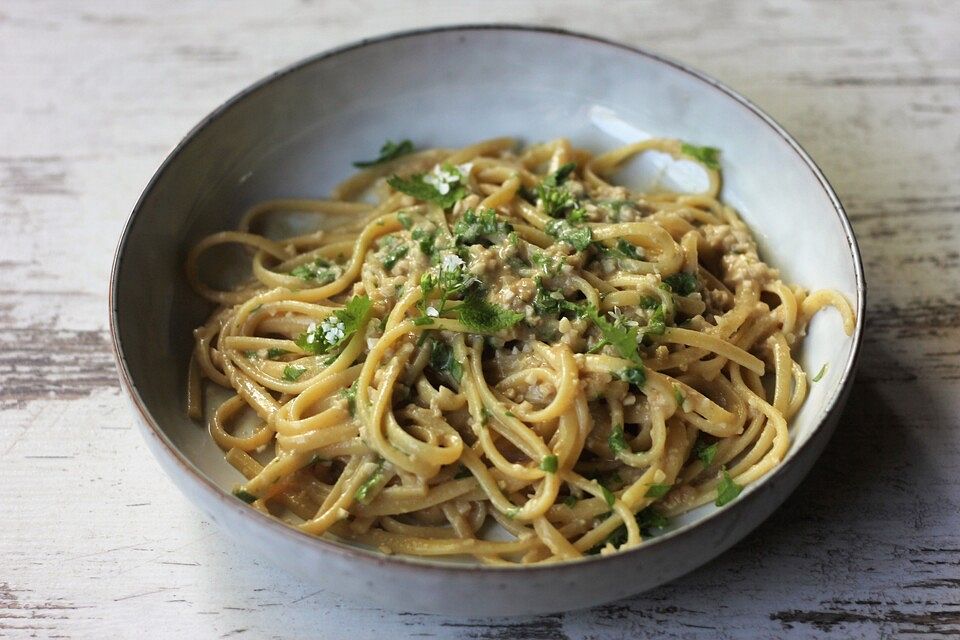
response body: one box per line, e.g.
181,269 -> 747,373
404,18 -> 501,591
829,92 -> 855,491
1,1 -> 958,637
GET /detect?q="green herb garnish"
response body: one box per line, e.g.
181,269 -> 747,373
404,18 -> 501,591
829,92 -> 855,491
381,243 -> 409,272
663,271 -> 698,296
388,165 -> 467,211
715,467 -> 742,506
295,295 -> 373,354
340,380 -> 358,417
608,424 -> 628,456
600,484 -> 616,507
457,295 -> 525,333
266,348 -> 288,360
540,454 -> 558,474
428,339 -> 463,385
584,306 -> 642,364
354,459 -> 386,503
812,363 -> 828,382
453,208 -> 513,246
397,211 -> 413,229
353,139 -> 414,168
673,384 -> 685,408
562,495 -> 578,508
680,142 -> 721,169
282,364 -> 307,381
290,258 -> 341,284
545,218 -> 592,251
232,488 -> 257,504
645,483 -> 672,498
697,441 -> 719,467
618,366 -> 646,388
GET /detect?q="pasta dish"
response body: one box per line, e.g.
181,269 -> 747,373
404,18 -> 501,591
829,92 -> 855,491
186,137 -> 855,563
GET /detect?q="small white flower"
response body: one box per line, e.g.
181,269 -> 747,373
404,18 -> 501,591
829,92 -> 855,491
423,164 -> 462,195
457,162 -> 473,180
426,306 -> 439,317
306,322 -> 317,344
320,316 -> 346,344
441,253 -> 465,273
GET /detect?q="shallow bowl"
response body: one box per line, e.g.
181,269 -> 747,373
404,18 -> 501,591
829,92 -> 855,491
110,25 -> 865,616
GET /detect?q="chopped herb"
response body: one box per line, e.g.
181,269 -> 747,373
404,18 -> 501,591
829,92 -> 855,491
354,459 -> 385,503
812,363 -> 828,382
639,296 -> 660,310
453,208 -> 513,246
637,507 -> 669,532
618,366 -> 646,388
290,258 -> 341,284
715,467 -> 742,506
600,483 -> 616,507
663,271 -> 698,296
295,295 -> 373,355
340,380 -> 358,417
608,424 -> 628,456
540,454 -> 558,473
616,238 -> 644,260
697,441 -> 719,467
645,483 -> 672,498
584,305 -> 642,364
388,168 -> 466,210
244,350 -> 257,359
531,250 -> 562,276
266,348 -> 288,359
533,277 -> 569,315
536,163 -> 583,219
562,495 -> 578,508
673,384 -> 685,408
411,227 -> 437,256
412,316 -> 434,326
380,243 -> 409,272
232,488 -> 257,504
457,294 -> 525,333
504,411 -> 515,418
644,303 -> 667,337
505,506 -> 520,519
479,407 -> 491,426
545,218 -> 592,251
353,139 -> 414,168
428,339 -> 463,385
397,211 -> 413,229
282,364 -> 307,381
681,142 -> 721,170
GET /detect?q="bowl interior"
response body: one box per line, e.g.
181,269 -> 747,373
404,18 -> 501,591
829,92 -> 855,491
113,27 -> 862,564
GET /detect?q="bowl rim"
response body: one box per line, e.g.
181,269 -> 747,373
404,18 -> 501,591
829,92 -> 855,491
109,23 -> 866,575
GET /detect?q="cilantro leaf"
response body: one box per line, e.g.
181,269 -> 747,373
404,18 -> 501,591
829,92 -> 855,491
453,208 -> 513,246
290,258 -> 341,284
457,295 -> 525,333
545,218 -> 592,251
663,271 -> 698,296
608,424 -> 628,456
536,163 -> 582,219
354,459 -> 385,503
715,467 -> 742,506
353,139 -> 414,168
637,507 -> 669,532
295,295 -> 373,354
388,172 -> 466,210
645,483 -> 672,498
282,364 -> 307,381
266,348 -> 288,359
397,211 -> 413,229
544,162 -> 576,187
681,142 -> 721,169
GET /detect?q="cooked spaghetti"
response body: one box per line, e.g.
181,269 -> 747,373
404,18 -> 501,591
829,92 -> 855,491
186,137 -> 855,563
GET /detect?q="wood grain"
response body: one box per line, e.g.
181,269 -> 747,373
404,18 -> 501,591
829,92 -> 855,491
1,0 -> 957,637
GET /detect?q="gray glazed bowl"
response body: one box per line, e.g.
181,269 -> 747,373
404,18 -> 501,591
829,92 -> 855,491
110,25 -> 865,616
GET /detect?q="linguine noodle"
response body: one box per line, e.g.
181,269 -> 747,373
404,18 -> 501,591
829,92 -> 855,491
186,137 -> 855,563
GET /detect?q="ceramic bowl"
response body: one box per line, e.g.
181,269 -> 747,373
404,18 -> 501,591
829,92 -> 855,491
110,25 -> 865,616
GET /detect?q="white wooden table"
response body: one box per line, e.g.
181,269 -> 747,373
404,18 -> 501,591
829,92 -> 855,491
2,1 -> 958,637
